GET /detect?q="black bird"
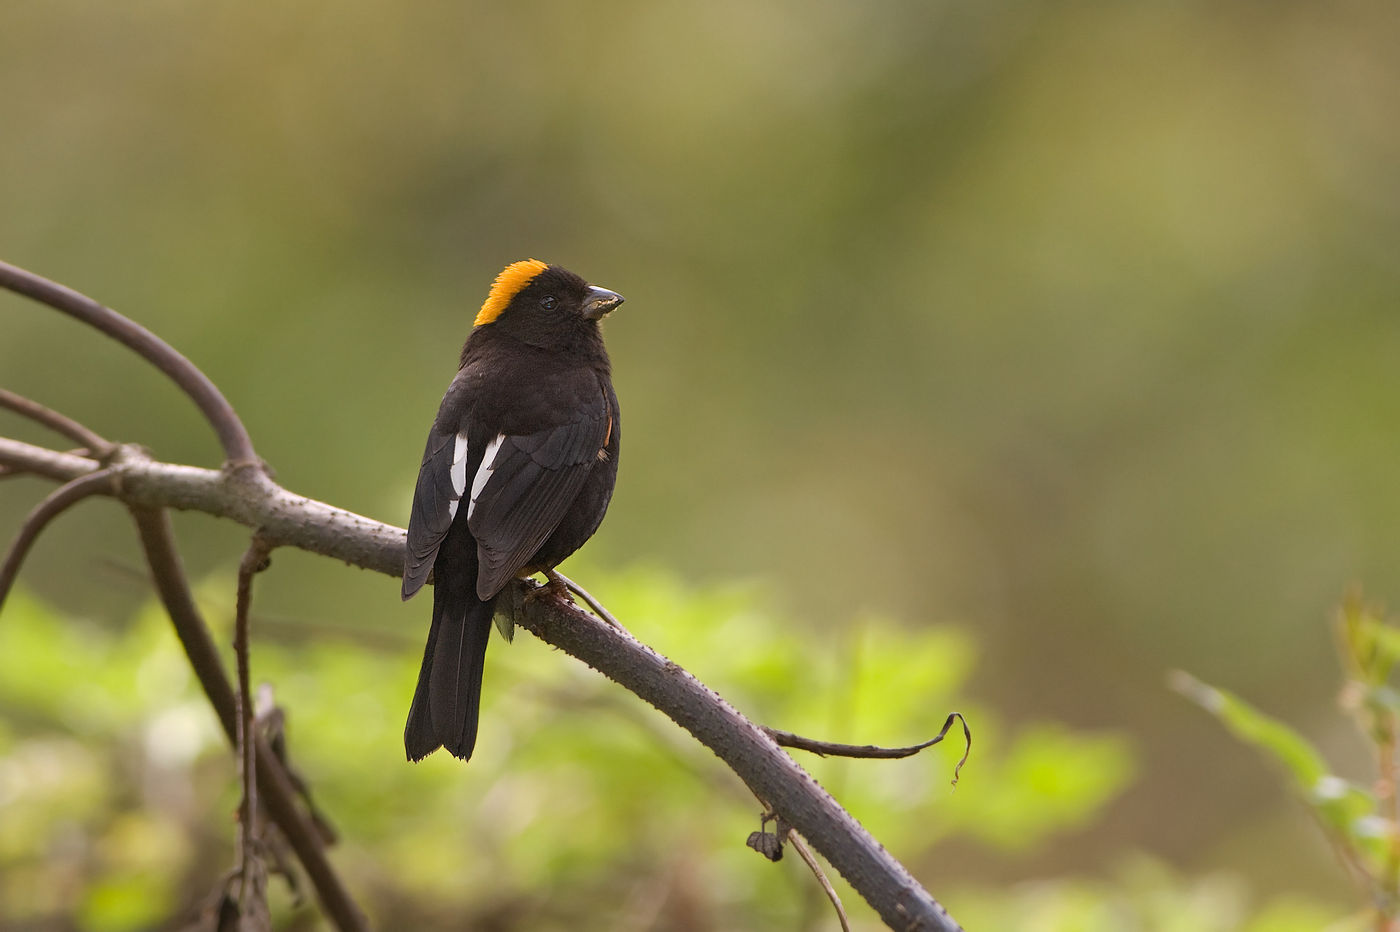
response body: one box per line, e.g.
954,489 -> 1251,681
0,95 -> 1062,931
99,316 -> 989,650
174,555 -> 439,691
402,260 -> 623,762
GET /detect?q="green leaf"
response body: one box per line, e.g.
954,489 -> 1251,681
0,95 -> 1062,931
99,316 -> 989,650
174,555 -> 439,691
1170,670 -> 1394,870
1170,670 -> 1327,789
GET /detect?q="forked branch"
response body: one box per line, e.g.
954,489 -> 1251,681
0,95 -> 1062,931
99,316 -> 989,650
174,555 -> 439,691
0,260 -> 257,464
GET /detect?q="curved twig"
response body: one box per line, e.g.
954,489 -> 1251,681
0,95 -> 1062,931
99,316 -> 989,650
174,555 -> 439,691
764,713 -> 973,784
0,260 -> 257,465
790,832 -> 851,932
0,389 -> 114,456
555,570 -> 623,629
0,469 -> 117,612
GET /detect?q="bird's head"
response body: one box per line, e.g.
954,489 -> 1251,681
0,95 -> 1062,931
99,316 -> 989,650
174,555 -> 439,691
472,260 -> 623,350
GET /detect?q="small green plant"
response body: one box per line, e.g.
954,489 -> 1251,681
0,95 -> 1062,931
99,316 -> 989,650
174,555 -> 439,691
1174,594 -> 1400,931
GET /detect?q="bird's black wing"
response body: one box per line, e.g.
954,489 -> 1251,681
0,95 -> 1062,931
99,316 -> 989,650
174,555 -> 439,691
468,400 -> 609,599
402,423 -> 459,600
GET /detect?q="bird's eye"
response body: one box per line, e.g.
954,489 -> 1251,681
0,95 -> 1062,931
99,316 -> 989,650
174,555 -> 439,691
540,295 -> 558,310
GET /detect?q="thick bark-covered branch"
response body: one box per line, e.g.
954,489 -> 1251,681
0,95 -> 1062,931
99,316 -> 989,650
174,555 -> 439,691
0,438 -> 402,575
0,434 -> 962,930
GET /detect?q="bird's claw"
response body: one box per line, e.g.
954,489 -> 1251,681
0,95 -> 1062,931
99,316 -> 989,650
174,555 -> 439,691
523,571 -> 573,604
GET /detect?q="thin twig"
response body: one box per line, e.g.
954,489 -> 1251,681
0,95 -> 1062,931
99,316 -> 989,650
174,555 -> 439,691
0,388 -> 114,456
555,570 -> 624,629
765,713 -> 972,784
746,802 -> 850,929
129,507 -> 368,932
0,260 -> 257,465
0,469 -> 116,612
235,537 -> 273,912
0,440 -> 101,484
789,831 -> 851,932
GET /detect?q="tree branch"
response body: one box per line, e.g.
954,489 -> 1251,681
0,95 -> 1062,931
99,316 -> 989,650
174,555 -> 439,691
0,261 -> 257,465
499,582 -> 964,930
1,433 -> 963,929
0,437 -> 402,575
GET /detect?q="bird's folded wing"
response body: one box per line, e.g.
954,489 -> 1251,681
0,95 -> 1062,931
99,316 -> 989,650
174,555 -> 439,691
468,413 -> 608,599
402,427 -> 459,600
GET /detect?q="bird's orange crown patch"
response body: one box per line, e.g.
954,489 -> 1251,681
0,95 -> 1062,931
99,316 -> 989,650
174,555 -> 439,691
474,259 -> 549,327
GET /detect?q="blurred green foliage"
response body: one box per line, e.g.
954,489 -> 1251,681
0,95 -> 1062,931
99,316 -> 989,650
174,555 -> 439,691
953,857 -> 1362,932
1,572 -> 1350,929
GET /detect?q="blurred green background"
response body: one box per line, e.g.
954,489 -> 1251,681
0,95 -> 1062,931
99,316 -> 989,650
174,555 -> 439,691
3,0 -> 1398,928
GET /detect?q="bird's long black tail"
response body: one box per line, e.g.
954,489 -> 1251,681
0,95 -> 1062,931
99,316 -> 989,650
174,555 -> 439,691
405,569 -> 495,762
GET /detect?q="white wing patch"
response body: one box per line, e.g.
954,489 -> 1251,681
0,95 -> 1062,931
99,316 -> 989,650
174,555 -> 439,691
447,431 -> 469,519
467,433 -> 506,521
450,432 -> 470,494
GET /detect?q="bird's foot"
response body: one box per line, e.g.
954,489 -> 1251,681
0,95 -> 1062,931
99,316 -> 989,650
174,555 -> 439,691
524,570 -> 574,604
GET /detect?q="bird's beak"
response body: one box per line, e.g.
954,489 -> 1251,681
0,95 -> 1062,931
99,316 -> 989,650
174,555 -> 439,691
583,286 -> 624,320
